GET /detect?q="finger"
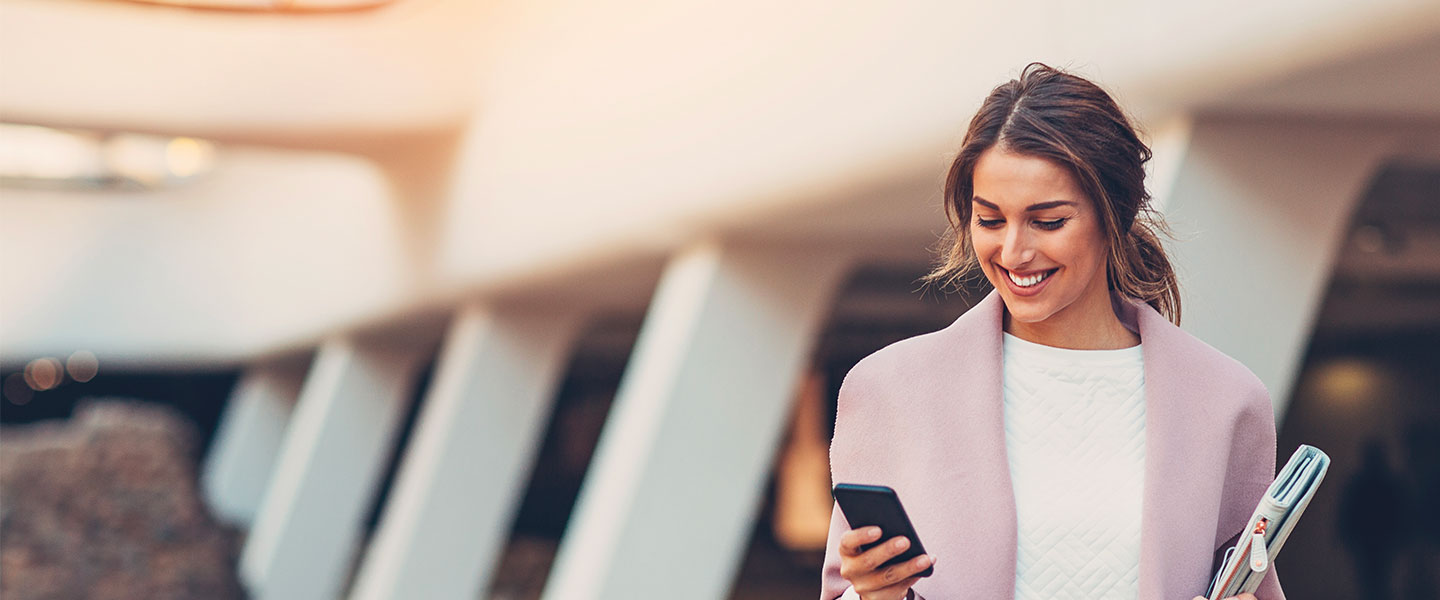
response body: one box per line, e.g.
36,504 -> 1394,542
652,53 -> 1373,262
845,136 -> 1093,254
857,535 -> 911,571
838,526 -> 883,556
854,553 -> 933,592
871,574 -> 923,598
1231,595 -> 1258,600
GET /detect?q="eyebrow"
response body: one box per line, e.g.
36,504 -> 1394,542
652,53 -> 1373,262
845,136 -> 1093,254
971,197 -> 1077,212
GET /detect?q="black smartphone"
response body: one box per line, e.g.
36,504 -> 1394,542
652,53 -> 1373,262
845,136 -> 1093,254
831,483 -> 934,577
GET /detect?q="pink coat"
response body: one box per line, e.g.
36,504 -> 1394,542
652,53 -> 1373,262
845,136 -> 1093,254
820,290 -> 1285,600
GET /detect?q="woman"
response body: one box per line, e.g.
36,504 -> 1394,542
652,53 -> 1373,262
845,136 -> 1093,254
819,63 -> 1284,600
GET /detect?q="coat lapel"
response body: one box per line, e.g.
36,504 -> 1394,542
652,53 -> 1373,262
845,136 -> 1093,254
928,292 -> 1204,599
915,290 -> 1017,598
1129,296 -> 1217,599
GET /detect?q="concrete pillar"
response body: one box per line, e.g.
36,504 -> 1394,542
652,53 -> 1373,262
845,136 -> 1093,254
239,334 -> 431,600
1144,116 -> 1196,212
347,304 -> 585,600
541,241 -> 853,600
1155,116 -> 1400,423
201,356 -> 309,527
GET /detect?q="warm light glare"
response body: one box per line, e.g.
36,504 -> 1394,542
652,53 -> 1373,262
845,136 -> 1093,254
104,134 -> 171,186
773,370 -> 834,551
66,350 -> 100,383
0,124 -> 106,180
23,357 -> 64,391
1311,358 -> 1388,408
119,0 -> 391,10
0,123 -> 216,189
166,137 -> 213,178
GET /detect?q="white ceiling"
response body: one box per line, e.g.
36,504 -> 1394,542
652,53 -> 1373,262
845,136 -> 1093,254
2,0 -> 1438,368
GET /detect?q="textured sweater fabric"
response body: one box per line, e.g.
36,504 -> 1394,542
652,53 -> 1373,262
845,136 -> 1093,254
820,290 -> 1285,600
1002,332 -> 1145,599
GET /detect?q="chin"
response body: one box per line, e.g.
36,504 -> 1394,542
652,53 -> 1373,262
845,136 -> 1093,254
1002,302 -> 1058,324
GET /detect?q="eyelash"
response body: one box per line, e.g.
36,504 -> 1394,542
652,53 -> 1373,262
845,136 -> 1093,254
974,217 -> 1069,231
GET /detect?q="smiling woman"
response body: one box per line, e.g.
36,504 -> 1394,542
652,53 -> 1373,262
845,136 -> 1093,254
968,149 -> 1132,350
928,62 -> 1180,340
819,63 -> 1285,600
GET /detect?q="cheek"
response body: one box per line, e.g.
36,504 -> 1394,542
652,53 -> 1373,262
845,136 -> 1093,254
968,227 -> 997,257
1061,229 -> 1108,274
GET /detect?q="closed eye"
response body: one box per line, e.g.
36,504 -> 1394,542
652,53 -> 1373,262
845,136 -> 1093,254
974,217 -> 1068,230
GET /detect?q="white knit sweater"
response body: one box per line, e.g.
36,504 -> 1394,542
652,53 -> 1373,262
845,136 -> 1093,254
1002,331 -> 1146,600
838,333 -> 1147,600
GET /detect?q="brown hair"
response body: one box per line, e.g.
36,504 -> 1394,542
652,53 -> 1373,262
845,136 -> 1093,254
924,62 -> 1182,325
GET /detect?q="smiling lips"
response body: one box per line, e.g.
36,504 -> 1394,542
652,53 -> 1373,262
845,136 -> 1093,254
1006,267 -> 1056,288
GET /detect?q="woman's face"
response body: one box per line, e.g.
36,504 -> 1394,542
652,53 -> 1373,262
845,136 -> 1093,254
969,147 -> 1112,329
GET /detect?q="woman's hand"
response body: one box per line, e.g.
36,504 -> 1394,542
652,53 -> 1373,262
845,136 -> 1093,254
1192,594 -> 1257,600
837,526 -> 935,600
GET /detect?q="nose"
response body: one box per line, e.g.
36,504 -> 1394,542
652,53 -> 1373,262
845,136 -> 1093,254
1000,224 -> 1036,269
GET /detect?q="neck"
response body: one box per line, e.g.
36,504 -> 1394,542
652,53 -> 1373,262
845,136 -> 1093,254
1003,290 -> 1140,350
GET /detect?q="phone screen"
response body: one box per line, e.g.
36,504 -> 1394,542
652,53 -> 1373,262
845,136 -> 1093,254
832,483 -> 934,577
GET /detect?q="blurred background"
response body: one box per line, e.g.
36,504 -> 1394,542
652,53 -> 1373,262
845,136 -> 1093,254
1,1 -> 1438,599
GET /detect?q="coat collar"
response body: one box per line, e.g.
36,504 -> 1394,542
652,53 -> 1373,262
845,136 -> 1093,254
919,289 -> 1199,599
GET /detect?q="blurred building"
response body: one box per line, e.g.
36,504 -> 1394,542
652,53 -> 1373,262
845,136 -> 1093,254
1,1 -> 1438,599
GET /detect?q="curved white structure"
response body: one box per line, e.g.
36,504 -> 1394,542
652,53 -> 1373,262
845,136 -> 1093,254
2,2 -> 1437,598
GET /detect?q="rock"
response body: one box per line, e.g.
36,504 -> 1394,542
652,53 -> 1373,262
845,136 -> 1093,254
1,400 -> 245,600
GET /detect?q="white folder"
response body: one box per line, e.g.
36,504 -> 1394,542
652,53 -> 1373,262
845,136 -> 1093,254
1206,444 -> 1330,599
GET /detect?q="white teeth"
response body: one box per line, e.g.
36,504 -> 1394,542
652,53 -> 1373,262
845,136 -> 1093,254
1007,269 -> 1052,287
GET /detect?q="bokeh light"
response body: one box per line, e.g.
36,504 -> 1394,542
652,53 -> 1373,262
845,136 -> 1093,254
0,123 -> 217,190
23,357 -> 64,391
103,134 -> 170,186
66,350 -> 100,383
4,373 -> 33,405
1308,357 -> 1395,410
165,137 -> 214,178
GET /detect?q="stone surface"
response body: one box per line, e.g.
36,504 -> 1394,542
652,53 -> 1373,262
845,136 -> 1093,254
1,400 -> 245,600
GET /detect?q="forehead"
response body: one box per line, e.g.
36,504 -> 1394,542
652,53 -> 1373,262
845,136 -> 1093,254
971,148 -> 1085,208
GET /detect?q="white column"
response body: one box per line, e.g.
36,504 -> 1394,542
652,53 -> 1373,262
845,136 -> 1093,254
347,304 -> 585,600
239,335 -> 430,600
542,241 -> 853,600
201,357 -> 309,527
1157,116 -> 1400,422
1144,116 -> 1196,213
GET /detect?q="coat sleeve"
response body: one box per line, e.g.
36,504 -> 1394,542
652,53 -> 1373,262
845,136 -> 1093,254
822,361 -> 864,599
820,360 -> 927,600
820,502 -> 852,600
1219,381 -> 1286,600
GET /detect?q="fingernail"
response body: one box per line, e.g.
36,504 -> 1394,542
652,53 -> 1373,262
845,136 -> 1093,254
917,555 -> 932,568
867,527 -> 881,539
893,537 -> 908,549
